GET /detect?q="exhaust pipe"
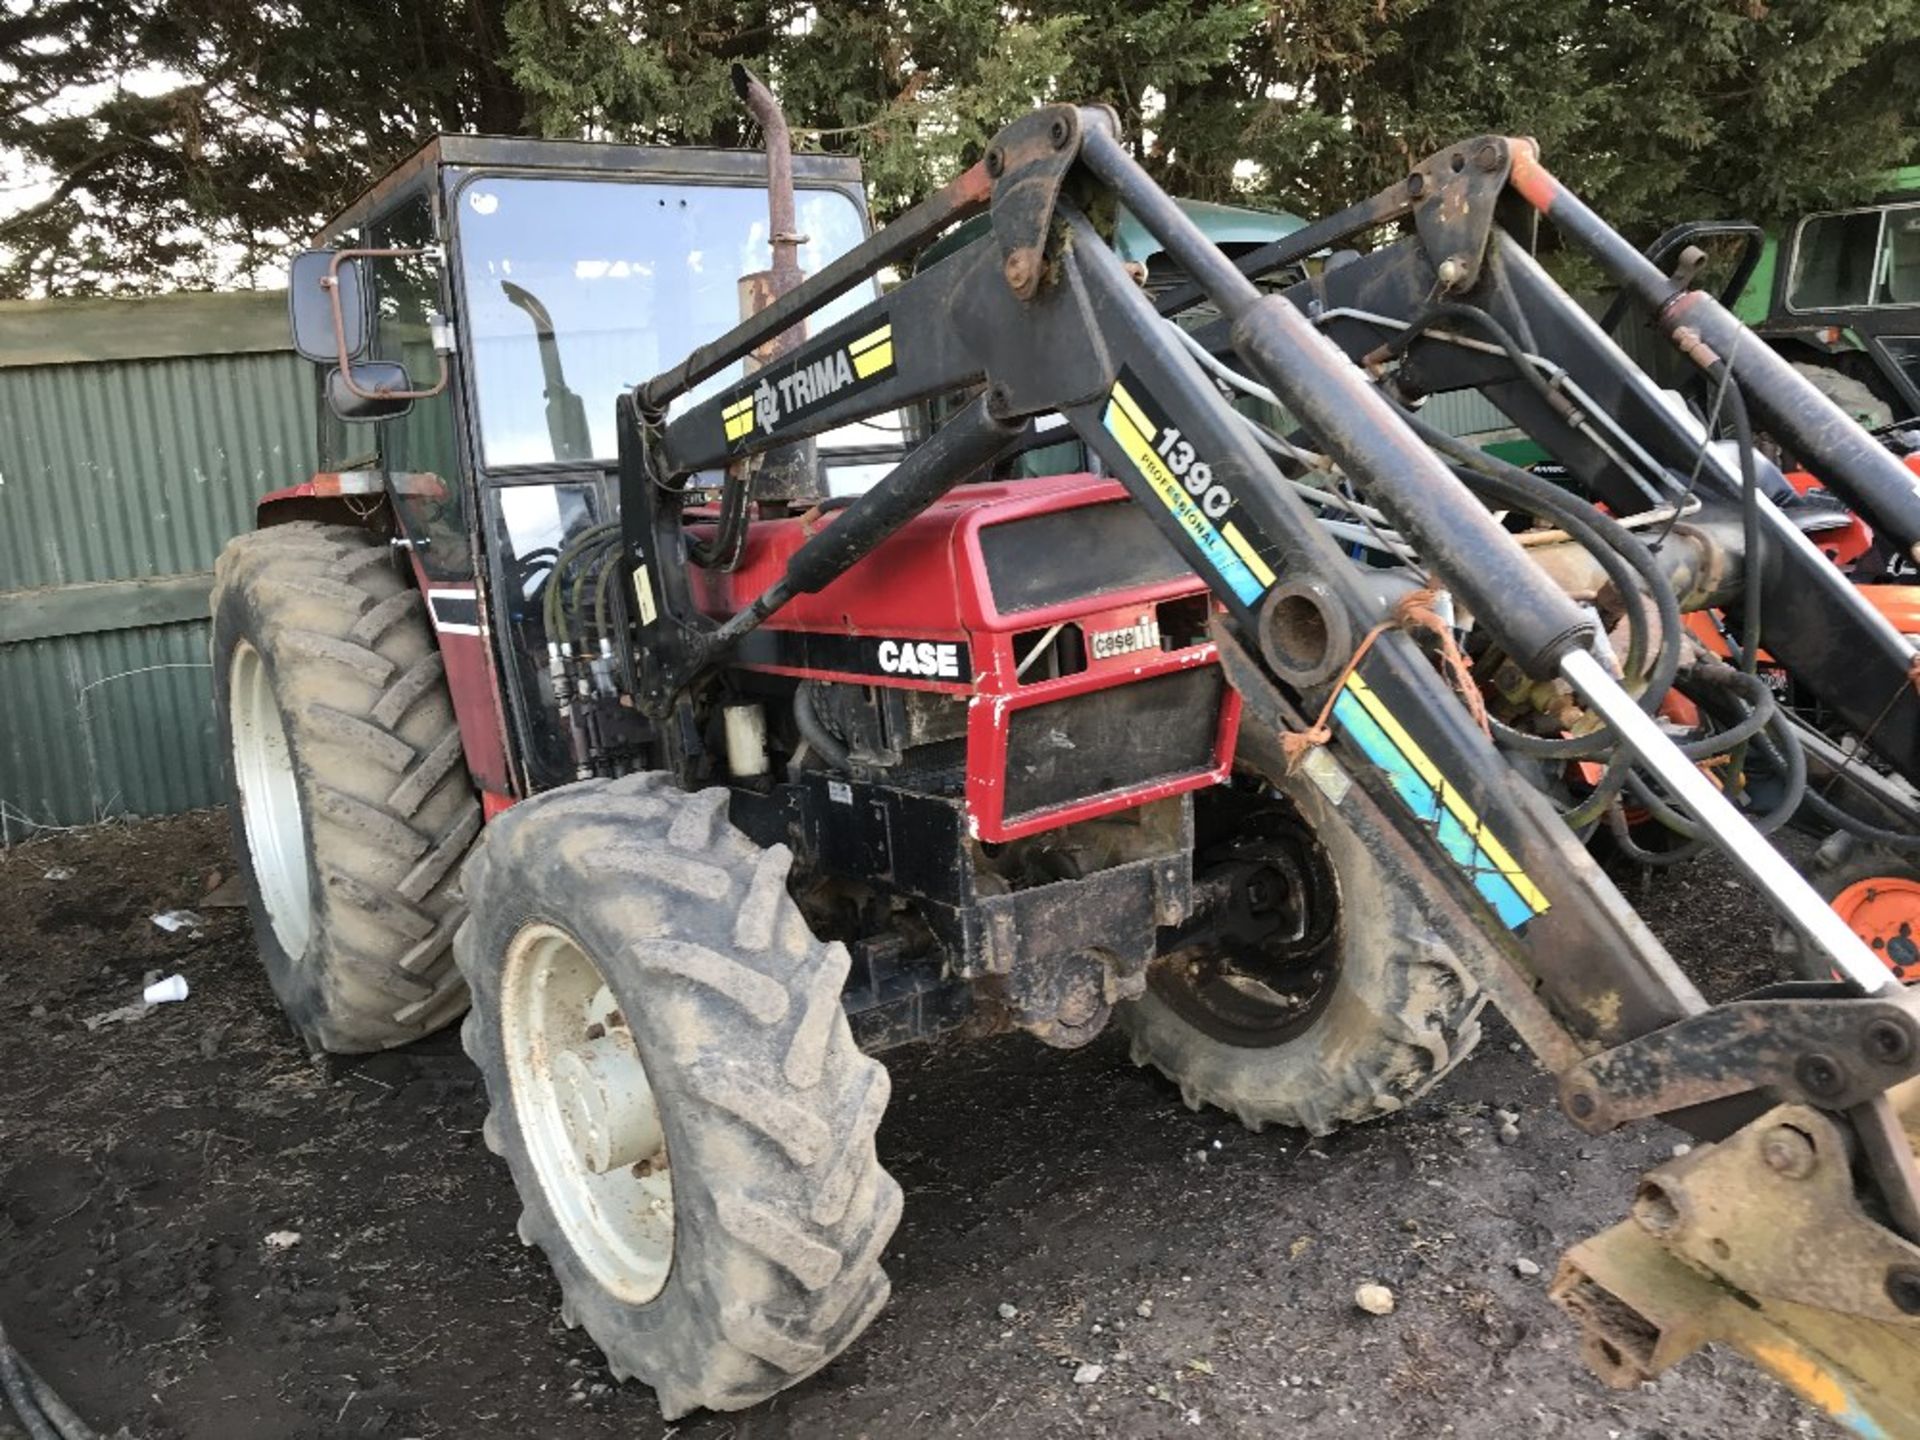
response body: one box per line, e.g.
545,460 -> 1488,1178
730,62 -> 822,506
732,64 -> 804,309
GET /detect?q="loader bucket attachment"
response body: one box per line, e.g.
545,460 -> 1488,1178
1554,1092 -> 1920,1437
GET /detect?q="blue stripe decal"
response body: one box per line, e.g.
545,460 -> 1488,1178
1332,691 -> 1536,930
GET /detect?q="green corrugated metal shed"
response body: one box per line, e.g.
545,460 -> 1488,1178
0,291 -> 317,838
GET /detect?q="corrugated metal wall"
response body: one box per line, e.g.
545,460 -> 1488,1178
0,294 -> 316,837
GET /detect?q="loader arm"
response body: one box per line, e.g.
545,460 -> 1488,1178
1173,138 -> 1920,805
631,105 -> 1920,1434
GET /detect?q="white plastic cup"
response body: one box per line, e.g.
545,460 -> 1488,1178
143,974 -> 190,1005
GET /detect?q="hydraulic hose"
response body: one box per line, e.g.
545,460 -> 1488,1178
0,1321 -> 93,1440
1388,301 -> 1571,430
1607,697 -> 1808,864
793,684 -> 852,771
1394,408 -> 1684,761
1799,780 -> 1920,853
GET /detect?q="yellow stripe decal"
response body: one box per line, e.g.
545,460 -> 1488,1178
851,341 -> 894,379
1345,672 -> 1551,914
1221,522 -> 1277,588
1102,384 -> 1269,606
848,323 -> 892,356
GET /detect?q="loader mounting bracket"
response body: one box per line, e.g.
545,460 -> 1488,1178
1558,981 -> 1920,1135
986,104 -> 1112,300
1407,134 -> 1516,296
1554,1101 -> 1920,1436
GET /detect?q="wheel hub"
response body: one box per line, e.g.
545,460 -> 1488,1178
501,924 -> 675,1304
1832,877 -> 1920,982
1150,817 -> 1342,1047
552,1031 -> 667,1175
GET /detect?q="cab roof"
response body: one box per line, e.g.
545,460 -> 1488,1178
315,133 -> 866,246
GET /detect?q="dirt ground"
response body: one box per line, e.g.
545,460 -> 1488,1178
0,809 -> 1827,1438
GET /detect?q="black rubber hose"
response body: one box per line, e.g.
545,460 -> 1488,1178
689,470 -> 752,571
0,1326 -> 57,1440
1560,748 -> 1636,831
562,534 -> 624,641
1389,301 -> 1570,428
1667,664 -> 1782,758
1397,410 -> 1685,761
1799,783 -> 1920,852
543,523 -> 620,642
1604,800 -> 1710,868
793,684 -> 852,770
14,1356 -> 92,1440
1622,685 -> 1806,841
1409,409 -> 1682,700
1401,410 -> 1674,671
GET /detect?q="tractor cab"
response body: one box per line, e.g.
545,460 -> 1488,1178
283,134 -> 906,793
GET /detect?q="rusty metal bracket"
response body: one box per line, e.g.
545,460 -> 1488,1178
1407,135 -> 1515,296
1559,981 -> 1920,1135
987,105 -> 1115,300
1553,1100 -> 1920,1437
1631,1105 -> 1920,1320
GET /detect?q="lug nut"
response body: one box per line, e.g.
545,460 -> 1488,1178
1436,255 -> 1470,290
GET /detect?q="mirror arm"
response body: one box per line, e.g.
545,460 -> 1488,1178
326,246 -> 454,402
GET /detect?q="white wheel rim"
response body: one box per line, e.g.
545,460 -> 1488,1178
229,640 -> 312,958
501,923 -> 675,1305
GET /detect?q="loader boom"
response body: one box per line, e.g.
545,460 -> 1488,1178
624,105 -> 1920,1433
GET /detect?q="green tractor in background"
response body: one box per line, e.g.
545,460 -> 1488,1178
1732,165 -> 1920,429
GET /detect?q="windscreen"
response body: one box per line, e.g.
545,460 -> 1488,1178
454,174 -> 891,467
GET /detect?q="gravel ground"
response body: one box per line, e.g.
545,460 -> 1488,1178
0,809 -> 1825,1438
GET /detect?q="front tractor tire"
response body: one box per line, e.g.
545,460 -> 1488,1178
1118,727 -> 1486,1136
454,775 -> 901,1420
212,523 -> 480,1053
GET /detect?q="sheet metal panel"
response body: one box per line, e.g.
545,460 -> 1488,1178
0,294 -> 315,829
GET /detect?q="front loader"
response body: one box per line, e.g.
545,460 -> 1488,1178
212,81 -> 1920,1429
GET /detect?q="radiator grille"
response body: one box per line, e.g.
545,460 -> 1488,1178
1003,667 -> 1223,819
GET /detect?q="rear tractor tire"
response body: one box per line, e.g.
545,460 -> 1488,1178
1117,727 -> 1486,1136
454,774 -> 901,1419
212,522 -> 480,1053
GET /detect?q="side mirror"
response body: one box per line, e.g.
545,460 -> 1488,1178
326,363 -> 415,422
289,249 -> 367,363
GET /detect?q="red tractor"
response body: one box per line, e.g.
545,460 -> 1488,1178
214,79 -> 1920,1429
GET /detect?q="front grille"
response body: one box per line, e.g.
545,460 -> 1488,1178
1003,667 -> 1223,819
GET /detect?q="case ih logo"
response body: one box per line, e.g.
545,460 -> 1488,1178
875,638 -> 962,678
1089,617 -> 1160,661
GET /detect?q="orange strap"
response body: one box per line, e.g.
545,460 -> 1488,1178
1281,588 -> 1490,773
